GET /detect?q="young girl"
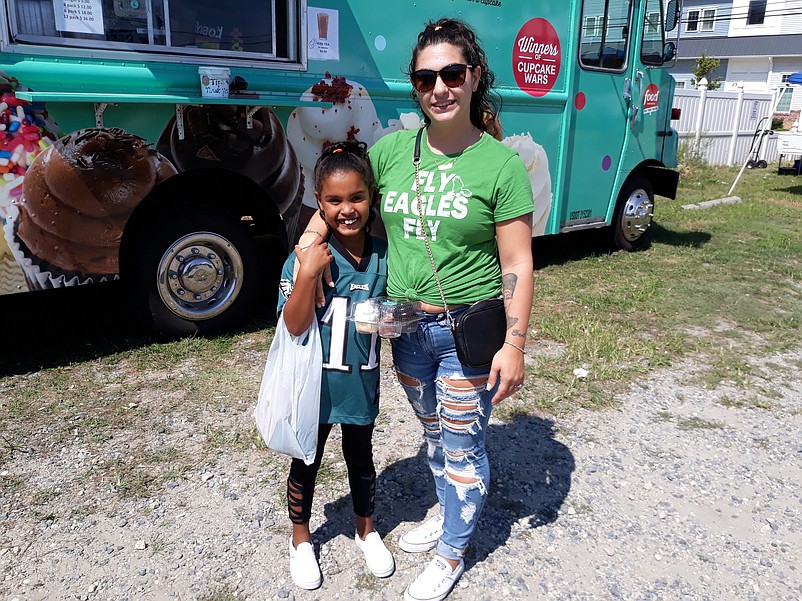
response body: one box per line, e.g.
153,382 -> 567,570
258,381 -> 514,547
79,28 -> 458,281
277,140 -> 393,590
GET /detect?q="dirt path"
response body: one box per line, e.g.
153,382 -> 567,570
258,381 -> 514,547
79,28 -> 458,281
2,346 -> 801,601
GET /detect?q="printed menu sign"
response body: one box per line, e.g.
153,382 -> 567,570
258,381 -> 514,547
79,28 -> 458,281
308,7 -> 339,61
53,0 -> 105,35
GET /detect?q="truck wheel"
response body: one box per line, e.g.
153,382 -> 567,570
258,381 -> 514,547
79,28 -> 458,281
128,211 -> 262,336
612,174 -> 654,251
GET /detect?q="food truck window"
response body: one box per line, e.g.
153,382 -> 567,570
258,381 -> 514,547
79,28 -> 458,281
579,0 -> 633,72
7,0 -> 296,62
640,0 -> 666,66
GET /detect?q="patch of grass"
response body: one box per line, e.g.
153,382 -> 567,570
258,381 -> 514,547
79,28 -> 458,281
149,534 -> 172,555
696,352 -> 754,389
717,395 -> 773,410
354,571 -> 387,592
196,584 -> 241,601
31,486 -> 63,506
203,424 -> 263,452
523,166 -> 801,413
676,416 -> 726,431
653,411 -> 673,422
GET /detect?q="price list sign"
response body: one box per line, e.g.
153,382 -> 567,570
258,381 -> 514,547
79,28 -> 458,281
53,0 -> 105,35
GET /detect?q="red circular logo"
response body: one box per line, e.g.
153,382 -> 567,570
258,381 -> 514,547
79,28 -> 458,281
643,84 -> 660,115
513,18 -> 561,98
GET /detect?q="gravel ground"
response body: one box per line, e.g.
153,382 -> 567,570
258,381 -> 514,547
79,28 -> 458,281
2,344 -> 802,601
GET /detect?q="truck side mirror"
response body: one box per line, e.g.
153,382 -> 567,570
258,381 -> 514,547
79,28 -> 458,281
663,41 -> 676,63
665,0 -> 680,32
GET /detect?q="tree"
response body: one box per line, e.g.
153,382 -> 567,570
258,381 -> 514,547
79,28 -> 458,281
691,54 -> 722,90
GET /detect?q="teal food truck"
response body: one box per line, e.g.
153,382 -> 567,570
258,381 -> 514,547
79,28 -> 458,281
0,0 -> 681,335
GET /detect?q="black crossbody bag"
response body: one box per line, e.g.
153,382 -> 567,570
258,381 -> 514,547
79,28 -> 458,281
412,128 -> 506,369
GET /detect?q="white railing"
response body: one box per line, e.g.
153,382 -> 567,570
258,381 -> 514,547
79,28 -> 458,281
674,81 -> 782,167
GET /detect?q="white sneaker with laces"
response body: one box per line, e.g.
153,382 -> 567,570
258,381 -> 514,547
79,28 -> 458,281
288,536 -> 322,590
399,514 -> 444,553
354,530 -> 395,577
404,556 -> 465,601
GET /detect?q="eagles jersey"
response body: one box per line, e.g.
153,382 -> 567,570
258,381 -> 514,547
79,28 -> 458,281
277,235 -> 388,425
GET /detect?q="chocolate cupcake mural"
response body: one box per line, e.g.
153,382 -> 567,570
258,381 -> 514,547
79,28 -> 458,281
6,127 -> 177,289
156,105 -> 303,216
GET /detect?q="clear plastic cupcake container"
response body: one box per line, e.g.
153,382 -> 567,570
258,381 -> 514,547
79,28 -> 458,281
349,297 -> 422,338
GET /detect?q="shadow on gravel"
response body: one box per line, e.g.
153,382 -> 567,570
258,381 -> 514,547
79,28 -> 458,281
317,414 -> 574,569
0,281 -> 277,377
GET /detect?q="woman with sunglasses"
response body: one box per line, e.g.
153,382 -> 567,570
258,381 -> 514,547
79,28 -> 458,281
298,18 -> 534,601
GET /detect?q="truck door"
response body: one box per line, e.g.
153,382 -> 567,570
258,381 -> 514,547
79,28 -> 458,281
626,0 -> 675,169
561,0 -> 638,232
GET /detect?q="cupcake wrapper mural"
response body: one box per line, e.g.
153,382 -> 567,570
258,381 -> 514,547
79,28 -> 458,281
0,71 -> 554,297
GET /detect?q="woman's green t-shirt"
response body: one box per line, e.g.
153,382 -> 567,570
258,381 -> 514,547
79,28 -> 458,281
370,128 -> 534,305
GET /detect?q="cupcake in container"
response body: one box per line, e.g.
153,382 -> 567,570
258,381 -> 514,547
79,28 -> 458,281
7,127 -> 177,290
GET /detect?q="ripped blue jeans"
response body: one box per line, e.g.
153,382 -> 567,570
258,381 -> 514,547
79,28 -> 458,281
391,308 -> 495,561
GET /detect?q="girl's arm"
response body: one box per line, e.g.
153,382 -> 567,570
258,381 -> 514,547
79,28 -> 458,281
296,213 -> 334,307
283,242 -> 333,336
487,213 -> 534,404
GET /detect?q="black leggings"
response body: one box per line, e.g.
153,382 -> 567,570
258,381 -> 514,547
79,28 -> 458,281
287,422 -> 376,525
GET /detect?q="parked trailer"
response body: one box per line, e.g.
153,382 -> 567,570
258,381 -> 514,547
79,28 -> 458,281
0,0 -> 680,335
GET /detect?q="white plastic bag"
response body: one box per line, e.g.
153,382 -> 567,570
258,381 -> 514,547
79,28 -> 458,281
254,315 -> 322,465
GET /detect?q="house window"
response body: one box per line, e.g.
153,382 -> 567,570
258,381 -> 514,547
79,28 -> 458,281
8,0 -> 299,62
584,15 -> 603,37
747,0 -> 767,25
776,87 -> 793,113
686,8 -> 715,32
645,11 -> 660,34
776,76 -> 793,113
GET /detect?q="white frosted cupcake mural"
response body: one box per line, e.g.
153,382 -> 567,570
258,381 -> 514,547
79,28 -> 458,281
502,133 -> 553,236
287,74 -> 382,209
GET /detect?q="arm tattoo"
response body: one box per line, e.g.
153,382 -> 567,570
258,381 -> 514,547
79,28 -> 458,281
502,273 -> 518,301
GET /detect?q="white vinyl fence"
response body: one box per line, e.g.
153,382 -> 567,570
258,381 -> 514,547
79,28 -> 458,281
674,83 -> 780,167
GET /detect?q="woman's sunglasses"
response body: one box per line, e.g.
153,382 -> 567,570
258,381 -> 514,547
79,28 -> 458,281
410,63 -> 475,93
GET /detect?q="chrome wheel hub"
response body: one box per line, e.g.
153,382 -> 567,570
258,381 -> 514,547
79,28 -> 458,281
620,189 -> 654,242
157,232 -> 243,321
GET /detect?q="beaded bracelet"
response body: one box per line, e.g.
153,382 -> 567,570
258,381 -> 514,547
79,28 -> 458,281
503,340 -> 525,354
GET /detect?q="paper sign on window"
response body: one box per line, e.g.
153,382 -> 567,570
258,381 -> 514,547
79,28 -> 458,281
308,8 -> 339,61
53,0 -> 105,35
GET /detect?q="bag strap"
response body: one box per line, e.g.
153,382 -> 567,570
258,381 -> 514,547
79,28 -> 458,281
413,127 -> 455,330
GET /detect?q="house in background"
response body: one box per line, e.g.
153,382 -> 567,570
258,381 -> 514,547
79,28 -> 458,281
668,0 -> 802,128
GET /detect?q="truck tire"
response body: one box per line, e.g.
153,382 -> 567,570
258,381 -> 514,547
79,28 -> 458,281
127,210 -> 262,336
612,174 -> 654,251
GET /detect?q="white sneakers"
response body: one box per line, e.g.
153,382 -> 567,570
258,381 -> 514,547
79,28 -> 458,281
354,530 -> 395,577
404,556 -> 465,601
289,530 -> 394,589
288,537 -> 322,590
399,514 -> 445,553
